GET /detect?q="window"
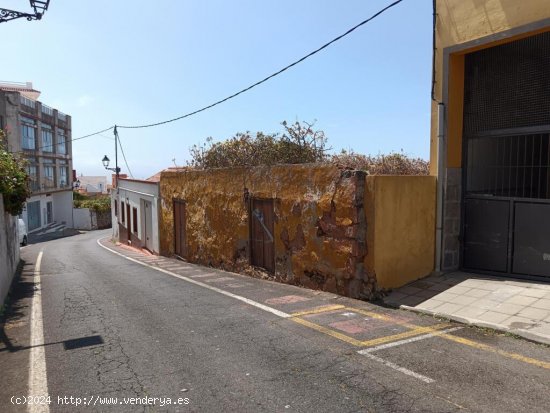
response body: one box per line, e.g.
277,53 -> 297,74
114,199 -> 118,217
20,95 -> 36,108
58,112 -> 67,121
133,207 -> 138,234
121,201 -> 125,224
21,117 -> 36,150
57,130 -> 66,154
26,160 -> 38,191
41,104 -> 53,116
41,124 -> 53,153
59,166 -> 68,188
43,160 -> 55,189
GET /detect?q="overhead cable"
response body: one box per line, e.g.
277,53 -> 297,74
117,0 -> 404,129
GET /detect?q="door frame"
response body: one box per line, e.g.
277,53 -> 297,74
173,198 -> 187,259
248,197 -> 275,273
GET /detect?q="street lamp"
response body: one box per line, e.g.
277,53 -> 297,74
0,1 -> 51,23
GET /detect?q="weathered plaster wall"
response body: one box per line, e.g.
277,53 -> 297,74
0,195 -> 20,305
160,164 -> 373,298
431,0 -> 550,171
365,176 -> 436,289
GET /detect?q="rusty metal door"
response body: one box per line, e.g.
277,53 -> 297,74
250,198 -> 275,273
173,199 -> 187,259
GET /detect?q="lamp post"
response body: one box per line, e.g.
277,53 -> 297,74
0,1 -> 51,23
102,126 -> 121,190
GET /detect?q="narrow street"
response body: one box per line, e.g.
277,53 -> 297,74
1,230 -> 549,412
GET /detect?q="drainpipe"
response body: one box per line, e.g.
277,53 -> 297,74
435,102 -> 446,273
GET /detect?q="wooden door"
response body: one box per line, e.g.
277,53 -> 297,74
250,198 -> 275,273
174,199 -> 187,258
126,202 -> 131,242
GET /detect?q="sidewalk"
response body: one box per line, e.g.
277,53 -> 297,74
384,272 -> 550,345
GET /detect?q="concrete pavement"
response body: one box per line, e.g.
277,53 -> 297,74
1,230 -> 549,412
384,272 -> 550,345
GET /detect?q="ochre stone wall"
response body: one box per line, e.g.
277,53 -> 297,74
160,164 -> 373,298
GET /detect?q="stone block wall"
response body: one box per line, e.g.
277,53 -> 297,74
442,167 -> 462,270
160,164 -> 374,299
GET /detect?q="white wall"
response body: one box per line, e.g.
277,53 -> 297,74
0,195 -> 20,305
114,179 -> 160,253
73,208 -> 92,230
21,189 -> 74,232
53,190 -> 74,226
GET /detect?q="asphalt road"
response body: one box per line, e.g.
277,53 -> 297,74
1,230 -> 549,412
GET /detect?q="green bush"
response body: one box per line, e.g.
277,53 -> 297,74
0,131 -> 30,215
74,195 -> 111,212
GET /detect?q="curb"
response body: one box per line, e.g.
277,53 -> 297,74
396,304 -> 550,346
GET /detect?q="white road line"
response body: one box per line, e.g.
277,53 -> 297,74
360,352 -> 435,383
28,251 -> 50,413
97,239 -> 290,319
358,327 -> 464,354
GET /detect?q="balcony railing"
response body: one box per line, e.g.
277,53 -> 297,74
28,179 -> 40,192
41,177 -> 55,190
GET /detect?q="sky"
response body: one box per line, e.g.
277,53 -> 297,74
1,0 -> 433,179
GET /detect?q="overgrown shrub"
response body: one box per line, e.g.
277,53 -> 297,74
188,121 -> 328,169
74,195 -> 111,212
187,120 -> 430,175
0,130 -> 30,215
331,150 -> 430,175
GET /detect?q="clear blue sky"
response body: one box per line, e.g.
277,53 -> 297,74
2,0 -> 432,179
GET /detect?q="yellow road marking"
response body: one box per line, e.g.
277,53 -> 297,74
440,333 -> 550,370
291,305 -> 550,370
360,323 -> 451,347
291,304 -> 346,317
292,317 -> 365,346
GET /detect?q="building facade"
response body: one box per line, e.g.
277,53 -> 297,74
432,1 -> 550,280
112,177 -> 160,254
0,81 -> 73,231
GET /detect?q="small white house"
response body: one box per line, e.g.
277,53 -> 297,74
112,177 -> 160,254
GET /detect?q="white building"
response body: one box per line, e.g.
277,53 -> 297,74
76,175 -> 108,194
112,176 -> 160,254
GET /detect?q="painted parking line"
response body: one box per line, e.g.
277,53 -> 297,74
440,332 -> 550,370
358,327 -> 464,354
361,352 -> 435,383
291,304 -> 346,317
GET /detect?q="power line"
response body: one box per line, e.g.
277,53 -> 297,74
115,128 -> 134,178
36,125 -> 114,151
118,0 -> 404,130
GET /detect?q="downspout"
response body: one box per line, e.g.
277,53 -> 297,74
435,103 -> 445,272
432,0 -> 445,273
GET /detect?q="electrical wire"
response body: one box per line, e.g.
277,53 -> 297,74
118,0 -> 404,129
115,128 -> 134,178
36,125 -> 114,151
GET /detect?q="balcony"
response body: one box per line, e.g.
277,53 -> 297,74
41,177 -> 55,191
28,179 -> 40,193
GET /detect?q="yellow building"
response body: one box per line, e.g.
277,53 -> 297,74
432,1 -> 550,280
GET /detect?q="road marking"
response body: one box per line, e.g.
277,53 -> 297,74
358,327 -> 463,353
292,317 -> 365,346
291,304 -> 346,317
440,333 -> 550,370
360,352 -> 435,383
97,239 -> 290,319
360,323 -> 451,347
28,250 -> 50,413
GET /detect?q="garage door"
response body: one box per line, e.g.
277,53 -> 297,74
462,31 -> 550,279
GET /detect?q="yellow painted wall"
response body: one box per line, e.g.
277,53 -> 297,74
159,164 -> 373,298
365,176 -> 436,289
430,0 -> 550,170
